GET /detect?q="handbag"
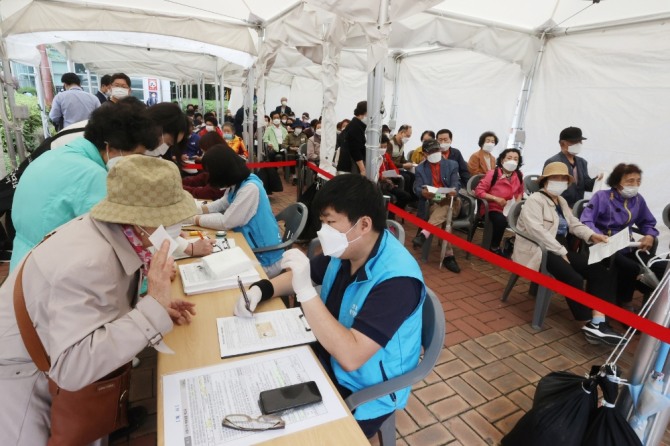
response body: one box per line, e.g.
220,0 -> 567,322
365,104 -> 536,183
13,254 -> 131,445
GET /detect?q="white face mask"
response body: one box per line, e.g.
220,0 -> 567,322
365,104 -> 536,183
620,186 -> 639,198
546,180 -> 569,196
568,143 -> 582,155
316,219 -> 361,258
105,146 -> 125,171
401,137 -> 410,145
315,129 -> 321,136
273,118 -> 281,126
502,160 -> 518,172
294,128 -> 302,136
483,142 -> 495,153
282,101 -> 288,106
439,143 -> 451,152
205,125 -> 215,132
145,142 -> 169,157
111,87 -> 129,100
427,152 -> 442,164
281,119 -> 287,124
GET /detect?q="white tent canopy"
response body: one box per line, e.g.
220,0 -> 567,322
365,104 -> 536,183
0,0 -> 668,243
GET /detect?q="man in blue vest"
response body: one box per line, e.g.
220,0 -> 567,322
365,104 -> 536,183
234,174 -> 426,439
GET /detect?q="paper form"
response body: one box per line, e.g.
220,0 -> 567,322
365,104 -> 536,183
502,196 -> 517,217
216,308 -> 316,358
162,346 -> 348,446
178,263 -> 260,295
588,228 -> 630,265
423,185 -> 455,195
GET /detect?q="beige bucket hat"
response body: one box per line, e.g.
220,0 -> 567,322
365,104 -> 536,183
91,155 -> 197,227
538,161 -> 575,184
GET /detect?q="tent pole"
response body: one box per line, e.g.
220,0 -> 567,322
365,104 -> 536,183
255,27 -> 265,164
509,32 -> 547,150
219,74 -> 225,122
85,68 -> 93,94
387,54 -> 402,132
2,56 -> 26,162
364,0 -> 389,181
243,68 -> 255,162
213,58 -> 220,119
32,63 -> 51,139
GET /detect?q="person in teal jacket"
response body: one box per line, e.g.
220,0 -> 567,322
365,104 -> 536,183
233,174 -> 425,439
194,145 -> 283,277
10,98 -> 158,271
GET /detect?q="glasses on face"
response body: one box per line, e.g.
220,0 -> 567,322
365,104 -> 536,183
222,414 -> 285,432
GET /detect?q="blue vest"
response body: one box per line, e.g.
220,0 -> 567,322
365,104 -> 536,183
227,174 -> 282,267
321,230 -> 425,420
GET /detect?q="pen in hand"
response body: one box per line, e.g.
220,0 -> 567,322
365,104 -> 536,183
238,276 -> 252,314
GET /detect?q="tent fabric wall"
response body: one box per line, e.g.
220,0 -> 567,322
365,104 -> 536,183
395,50 -> 524,156
524,21 -> 670,245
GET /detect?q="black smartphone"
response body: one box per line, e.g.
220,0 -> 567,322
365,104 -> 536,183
259,381 -> 322,414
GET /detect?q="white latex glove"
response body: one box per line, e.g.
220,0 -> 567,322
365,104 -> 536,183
233,286 -> 262,318
281,249 -> 317,303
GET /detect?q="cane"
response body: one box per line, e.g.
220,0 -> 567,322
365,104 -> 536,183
439,196 -> 454,269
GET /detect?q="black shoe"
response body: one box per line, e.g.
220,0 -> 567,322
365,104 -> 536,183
412,233 -> 426,249
442,255 -> 461,273
291,178 -> 297,186
582,321 -> 625,346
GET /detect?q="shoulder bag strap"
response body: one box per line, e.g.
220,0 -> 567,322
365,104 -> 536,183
13,253 -> 52,372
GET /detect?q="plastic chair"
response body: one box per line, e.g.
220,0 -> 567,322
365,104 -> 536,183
306,219 -> 405,259
465,174 -> 492,256
500,200 -> 554,329
572,198 -> 589,219
344,287 -> 445,446
523,174 -> 540,196
663,203 -> 670,230
251,202 -> 308,254
420,192 -> 476,263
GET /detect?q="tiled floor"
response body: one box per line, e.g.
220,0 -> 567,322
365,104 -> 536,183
4,171 -> 668,446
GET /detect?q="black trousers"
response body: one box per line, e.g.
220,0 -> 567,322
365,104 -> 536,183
545,251 -> 615,321
489,211 -> 508,249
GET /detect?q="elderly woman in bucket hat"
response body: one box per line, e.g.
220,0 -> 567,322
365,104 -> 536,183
512,162 -> 621,346
0,155 -> 197,445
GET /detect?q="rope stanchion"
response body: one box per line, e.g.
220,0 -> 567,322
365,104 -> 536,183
389,201 -> 670,344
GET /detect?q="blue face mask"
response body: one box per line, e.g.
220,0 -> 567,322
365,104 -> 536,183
224,133 -> 233,140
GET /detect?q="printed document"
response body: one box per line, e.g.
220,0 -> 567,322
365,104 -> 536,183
423,185 -> 455,195
179,262 -> 260,295
588,228 -> 630,265
162,346 -> 348,446
217,308 -> 316,358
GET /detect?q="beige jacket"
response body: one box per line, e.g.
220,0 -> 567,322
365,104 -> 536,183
0,214 -> 173,445
512,192 -> 595,271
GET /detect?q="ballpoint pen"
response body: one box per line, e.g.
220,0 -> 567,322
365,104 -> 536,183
238,276 -> 252,314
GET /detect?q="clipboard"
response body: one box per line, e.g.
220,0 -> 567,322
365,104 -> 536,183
216,308 -> 317,358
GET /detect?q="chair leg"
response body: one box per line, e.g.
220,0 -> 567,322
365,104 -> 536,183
379,412 -> 396,446
531,286 -> 553,330
529,282 -> 539,297
501,274 -> 519,302
481,224 -> 493,251
465,226 -> 476,260
421,234 -> 432,263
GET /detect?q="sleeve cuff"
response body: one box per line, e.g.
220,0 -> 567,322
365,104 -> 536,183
130,297 -> 175,353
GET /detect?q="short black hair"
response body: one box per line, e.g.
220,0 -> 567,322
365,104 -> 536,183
84,97 -> 159,152
61,72 -> 80,86
100,74 -> 112,87
110,73 -> 131,87
202,144 -> 250,188
436,128 -> 453,140
354,101 -> 367,116
478,131 -> 499,148
205,116 -> 219,127
270,111 -> 280,119
420,130 -> 435,141
496,148 -> 523,170
186,104 -> 195,109
147,103 -> 188,139
312,175 -> 386,232
607,163 -> 642,188
397,124 -> 411,133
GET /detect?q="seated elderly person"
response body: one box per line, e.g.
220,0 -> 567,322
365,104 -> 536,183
234,174 -> 425,440
193,146 -> 283,278
222,122 -> 248,159
307,120 -> 322,162
580,163 -> 659,312
512,162 -> 620,345
412,139 -> 462,273
182,132 -> 227,200
410,130 -> 435,165
0,156 -> 197,444
467,131 -> 498,176
474,148 -> 524,256
284,121 -> 309,185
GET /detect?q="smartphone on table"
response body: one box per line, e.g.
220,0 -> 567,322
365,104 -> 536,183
259,381 -> 322,414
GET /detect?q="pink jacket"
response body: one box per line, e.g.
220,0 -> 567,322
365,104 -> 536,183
474,167 -> 524,213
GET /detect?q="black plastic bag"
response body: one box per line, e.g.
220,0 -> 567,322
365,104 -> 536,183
501,371 -> 598,446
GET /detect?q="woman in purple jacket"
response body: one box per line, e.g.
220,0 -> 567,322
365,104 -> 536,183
580,163 -> 659,310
